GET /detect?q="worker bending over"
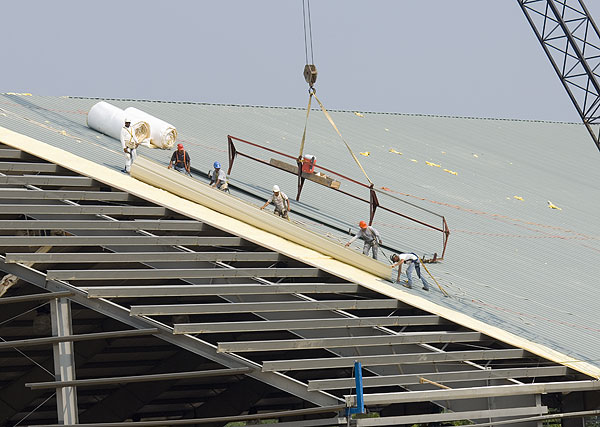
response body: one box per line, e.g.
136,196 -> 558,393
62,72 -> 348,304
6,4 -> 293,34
260,185 -> 290,219
168,143 -> 191,175
210,161 -> 228,191
345,221 -> 382,259
120,117 -> 138,173
390,252 -> 430,291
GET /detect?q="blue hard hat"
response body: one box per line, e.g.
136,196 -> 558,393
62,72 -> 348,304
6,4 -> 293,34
214,161 -> 221,169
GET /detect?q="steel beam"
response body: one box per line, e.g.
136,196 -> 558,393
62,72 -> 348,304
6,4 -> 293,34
6,251 -> 280,264
0,161 -> 61,172
0,328 -> 159,350
0,175 -> 94,186
263,349 -> 527,371
0,290 -> 73,304
0,204 -> 167,216
86,283 -> 361,298
0,257 -> 342,407
355,406 -> 548,426
218,331 -> 482,353
50,297 -> 79,424
174,315 -> 444,334
47,267 -> 321,281
307,366 -> 569,391
346,380 -> 600,406
0,219 -> 203,231
0,189 -> 132,201
0,148 -> 26,159
133,299 -> 401,316
26,367 -> 252,389
0,236 -> 246,247
49,405 -> 346,427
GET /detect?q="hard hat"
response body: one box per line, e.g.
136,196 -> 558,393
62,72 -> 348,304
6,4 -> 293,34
359,220 -> 367,229
177,143 -> 183,150
272,185 -> 280,192
124,117 -> 131,123
214,161 -> 221,169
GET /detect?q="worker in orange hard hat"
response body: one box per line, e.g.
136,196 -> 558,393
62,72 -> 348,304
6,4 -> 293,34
345,220 -> 382,260
168,143 -> 191,176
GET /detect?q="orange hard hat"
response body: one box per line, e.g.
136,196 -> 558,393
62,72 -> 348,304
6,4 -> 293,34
359,220 -> 367,228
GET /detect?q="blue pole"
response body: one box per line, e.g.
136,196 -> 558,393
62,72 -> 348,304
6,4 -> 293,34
347,360 -> 365,416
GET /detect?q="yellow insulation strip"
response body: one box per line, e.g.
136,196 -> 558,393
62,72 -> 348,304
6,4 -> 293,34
312,93 -> 373,185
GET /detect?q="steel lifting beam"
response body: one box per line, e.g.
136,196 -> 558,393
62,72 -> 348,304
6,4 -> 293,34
518,0 -> 600,151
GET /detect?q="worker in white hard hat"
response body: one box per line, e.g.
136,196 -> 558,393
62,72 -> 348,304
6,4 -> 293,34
390,252 -> 430,291
260,185 -> 290,219
120,117 -> 139,173
345,220 -> 382,260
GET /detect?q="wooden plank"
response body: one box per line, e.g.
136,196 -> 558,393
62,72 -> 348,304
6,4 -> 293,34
269,158 -> 341,189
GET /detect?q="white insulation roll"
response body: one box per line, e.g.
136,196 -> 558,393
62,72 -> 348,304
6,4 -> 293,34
124,107 -> 178,149
86,101 -> 150,147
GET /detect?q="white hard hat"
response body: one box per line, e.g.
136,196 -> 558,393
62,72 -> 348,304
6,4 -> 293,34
124,117 -> 131,123
272,185 -> 280,192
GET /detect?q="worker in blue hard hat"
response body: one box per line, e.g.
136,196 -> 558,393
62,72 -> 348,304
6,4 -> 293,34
168,143 -> 191,175
209,161 -> 229,191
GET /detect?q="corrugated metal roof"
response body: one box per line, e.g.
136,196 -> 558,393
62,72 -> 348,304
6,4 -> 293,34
1,93 -> 599,371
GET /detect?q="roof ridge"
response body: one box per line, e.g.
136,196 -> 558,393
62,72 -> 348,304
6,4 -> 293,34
63,95 -> 579,125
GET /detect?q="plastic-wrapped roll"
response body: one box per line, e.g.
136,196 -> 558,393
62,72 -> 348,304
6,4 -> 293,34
87,101 -> 150,147
124,107 -> 177,149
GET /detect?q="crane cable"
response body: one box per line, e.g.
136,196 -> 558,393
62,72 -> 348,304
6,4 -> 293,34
298,0 -> 372,185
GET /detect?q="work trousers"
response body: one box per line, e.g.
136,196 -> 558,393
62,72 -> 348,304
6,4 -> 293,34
362,241 -> 378,260
406,261 -> 430,290
274,206 -> 289,219
124,148 -> 137,173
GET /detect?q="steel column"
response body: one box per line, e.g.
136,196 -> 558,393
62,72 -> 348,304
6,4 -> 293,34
50,297 -> 79,424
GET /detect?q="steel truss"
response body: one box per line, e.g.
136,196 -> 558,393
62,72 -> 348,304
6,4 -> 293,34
518,0 -> 600,151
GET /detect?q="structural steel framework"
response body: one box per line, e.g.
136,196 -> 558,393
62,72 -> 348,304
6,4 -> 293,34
0,143 -> 598,426
518,0 -> 600,151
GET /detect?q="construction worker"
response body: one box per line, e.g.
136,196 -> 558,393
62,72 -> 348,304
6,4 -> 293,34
390,252 -> 430,291
345,221 -> 382,259
120,117 -> 138,173
210,161 -> 228,191
168,143 -> 191,175
260,185 -> 290,219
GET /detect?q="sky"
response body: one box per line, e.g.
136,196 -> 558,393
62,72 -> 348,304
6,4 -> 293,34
3,0 -> 600,123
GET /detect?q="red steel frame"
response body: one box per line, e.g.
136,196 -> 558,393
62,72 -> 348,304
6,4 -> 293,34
227,135 -> 450,259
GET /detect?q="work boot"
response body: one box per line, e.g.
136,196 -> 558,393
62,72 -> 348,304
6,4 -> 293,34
422,287 -> 429,291
402,283 -> 412,289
